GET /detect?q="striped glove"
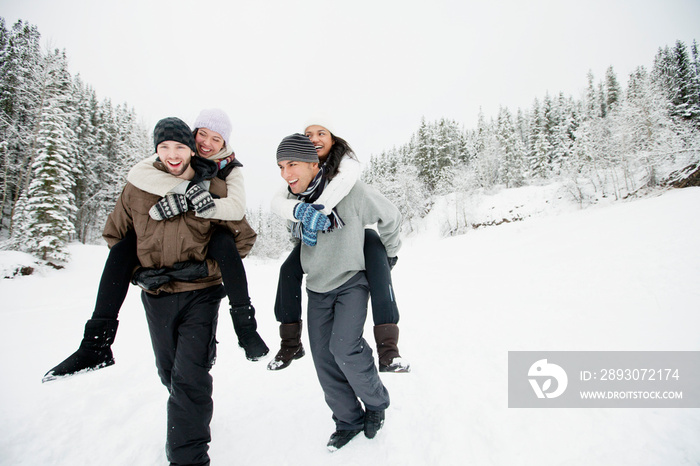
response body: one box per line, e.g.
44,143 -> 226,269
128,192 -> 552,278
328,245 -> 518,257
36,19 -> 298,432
149,193 -> 189,220
185,183 -> 216,217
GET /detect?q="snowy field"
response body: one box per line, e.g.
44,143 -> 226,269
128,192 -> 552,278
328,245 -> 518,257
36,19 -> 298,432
1,187 -> 699,465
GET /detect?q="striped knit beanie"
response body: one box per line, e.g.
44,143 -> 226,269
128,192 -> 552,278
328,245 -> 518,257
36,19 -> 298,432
153,117 -> 197,153
193,108 -> 232,147
276,133 -> 319,163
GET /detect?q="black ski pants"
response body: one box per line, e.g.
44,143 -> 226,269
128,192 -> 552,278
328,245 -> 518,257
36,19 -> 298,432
274,229 -> 400,325
142,285 -> 225,466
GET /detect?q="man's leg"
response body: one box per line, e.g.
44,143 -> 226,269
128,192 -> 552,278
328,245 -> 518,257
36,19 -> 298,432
307,282 -> 364,432
328,273 -> 390,413
143,285 -> 224,466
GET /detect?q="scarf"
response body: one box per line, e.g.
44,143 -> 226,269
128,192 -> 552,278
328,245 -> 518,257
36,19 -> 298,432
216,152 -> 237,171
290,165 -> 344,240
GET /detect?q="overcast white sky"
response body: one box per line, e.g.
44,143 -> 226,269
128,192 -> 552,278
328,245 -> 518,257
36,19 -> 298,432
3,0 -> 699,207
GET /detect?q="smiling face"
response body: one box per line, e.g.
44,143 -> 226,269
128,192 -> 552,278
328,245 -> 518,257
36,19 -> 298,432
277,159 -> 320,194
195,128 -> 225,158
304,125 -> 334,162
156,140 -> 195,179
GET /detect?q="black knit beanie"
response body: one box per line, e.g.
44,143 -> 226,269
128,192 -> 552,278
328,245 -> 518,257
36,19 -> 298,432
153,117 -> 197,153
276,133 -> 319,163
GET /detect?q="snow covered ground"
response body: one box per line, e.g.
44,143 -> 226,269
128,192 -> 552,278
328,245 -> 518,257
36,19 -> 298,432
1,186 -> 699,465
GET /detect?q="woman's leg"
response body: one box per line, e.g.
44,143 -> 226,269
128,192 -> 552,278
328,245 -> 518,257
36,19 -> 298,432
363,229 -> 410,373
268,243 -> 305,371
91,230 -> 139,318
363,229 -> 399,324
207,227 -> 268,361
43,231 -> 139,382
273,242 -> 303,323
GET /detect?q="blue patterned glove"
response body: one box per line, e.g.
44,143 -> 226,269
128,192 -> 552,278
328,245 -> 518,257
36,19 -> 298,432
293,203 -> 331,232
300,226 -> 318,247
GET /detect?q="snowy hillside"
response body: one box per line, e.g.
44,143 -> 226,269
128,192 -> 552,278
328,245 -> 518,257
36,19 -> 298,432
1,187 -> 699,466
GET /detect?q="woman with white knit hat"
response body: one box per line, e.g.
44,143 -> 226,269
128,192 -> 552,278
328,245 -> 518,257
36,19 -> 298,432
126,108 -> 268,361
43,109 -> 268,382
268,119 -> 410,373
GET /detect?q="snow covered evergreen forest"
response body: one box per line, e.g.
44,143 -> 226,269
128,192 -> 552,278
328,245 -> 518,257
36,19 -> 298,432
1,15 -> 699,267
362,42 -> 700,237
0,18 -> 150,263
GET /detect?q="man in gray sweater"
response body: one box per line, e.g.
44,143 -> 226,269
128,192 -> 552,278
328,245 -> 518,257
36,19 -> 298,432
275,133 -> 402,451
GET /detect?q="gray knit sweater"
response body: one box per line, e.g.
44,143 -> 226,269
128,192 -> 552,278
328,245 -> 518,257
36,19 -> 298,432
297,181 -> 402,293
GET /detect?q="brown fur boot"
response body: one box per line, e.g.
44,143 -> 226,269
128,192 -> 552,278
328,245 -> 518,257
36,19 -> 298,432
374,324 -> 410,373
267,321 -> 305,371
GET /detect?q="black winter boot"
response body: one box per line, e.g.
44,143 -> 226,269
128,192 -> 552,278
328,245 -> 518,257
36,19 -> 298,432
364,409 -> 385,439
230,305 -> 269,361
42,318 -> 119,382
326,429 -> 362,452
374,324 -> 410,373
267,321 -> 305,371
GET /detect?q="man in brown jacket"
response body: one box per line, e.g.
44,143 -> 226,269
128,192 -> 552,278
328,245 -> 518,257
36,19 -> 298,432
103,117 -> 244,466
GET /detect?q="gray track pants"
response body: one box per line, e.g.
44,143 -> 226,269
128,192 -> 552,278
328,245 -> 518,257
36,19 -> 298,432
307,272 -> 390,431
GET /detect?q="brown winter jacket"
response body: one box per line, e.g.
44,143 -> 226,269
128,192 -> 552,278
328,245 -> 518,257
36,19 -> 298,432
103,166 -> 256,294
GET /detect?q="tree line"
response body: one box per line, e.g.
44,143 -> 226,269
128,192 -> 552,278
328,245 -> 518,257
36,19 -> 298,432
362,39 -> 700,236
0,18 -> 149,264
2,16 -> 698,262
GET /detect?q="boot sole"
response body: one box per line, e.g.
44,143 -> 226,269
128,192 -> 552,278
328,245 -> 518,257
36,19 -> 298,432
379,364 -> 411,373
267,347 -> 305,371
42,359 -> 115,383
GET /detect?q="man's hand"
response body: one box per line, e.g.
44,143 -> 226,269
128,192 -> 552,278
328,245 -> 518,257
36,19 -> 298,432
294,203 -> 331,231
186,183 -> 216,217
149,193 -> 189,220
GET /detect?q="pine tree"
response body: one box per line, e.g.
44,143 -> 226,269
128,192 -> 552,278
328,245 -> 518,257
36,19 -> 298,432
412,117 -> 464,193
670,40 -> 697,121
19,49 -> 77,262
622,65 -> 693,187
528,98 -> 549,179
598,81 -> 608,118
653,41 -> 700,126
366,145 -> 427,232
584,70 -> 599,119
549,93 -> 578,175
0,19 -> 43,233
470,115 -> 501,188
605,66 -> 622,111
496,106 -> 525,187
72,76 -> 100,242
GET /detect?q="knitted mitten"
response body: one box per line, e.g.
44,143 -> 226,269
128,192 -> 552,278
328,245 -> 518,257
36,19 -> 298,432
149,193 -> 189,220
300,226 -> 318,247
293,203 -> 331,232
185,183 -> 216,217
